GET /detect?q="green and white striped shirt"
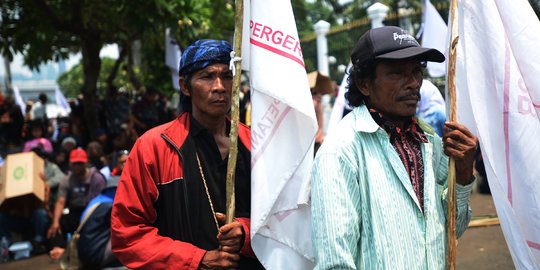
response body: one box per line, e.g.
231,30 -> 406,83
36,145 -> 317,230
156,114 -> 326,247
311,105 -> 473,270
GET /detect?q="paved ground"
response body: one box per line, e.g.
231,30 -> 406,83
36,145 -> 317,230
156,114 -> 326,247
1,190 -> 514,270
456,190 -> 515,269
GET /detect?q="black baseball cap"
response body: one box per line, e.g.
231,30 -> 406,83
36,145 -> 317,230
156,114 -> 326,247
351,26 -> 445,66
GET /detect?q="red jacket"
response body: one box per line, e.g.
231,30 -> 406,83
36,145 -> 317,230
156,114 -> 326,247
111,112 -> 253,270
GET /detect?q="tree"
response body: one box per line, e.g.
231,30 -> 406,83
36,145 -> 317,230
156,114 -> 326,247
57,57 -> 133,99
0,0 -> 234,138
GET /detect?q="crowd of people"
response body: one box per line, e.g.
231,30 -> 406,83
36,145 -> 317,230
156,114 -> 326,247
0,26 -> 481,270
0,84 -> 179,265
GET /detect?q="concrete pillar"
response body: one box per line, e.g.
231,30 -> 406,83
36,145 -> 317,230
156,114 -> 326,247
367,2 -> 390,29
313,20 -> 331,76
313,20 -> 332,136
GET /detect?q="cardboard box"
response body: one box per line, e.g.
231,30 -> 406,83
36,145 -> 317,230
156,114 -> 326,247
0,152 -> 45,217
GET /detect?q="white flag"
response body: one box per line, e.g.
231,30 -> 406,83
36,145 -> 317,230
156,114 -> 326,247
54,85 -> 70,112
165,28 -> 181,90
421,0 -> 448,77
455,0 -> 540,268
11,85 -> 26,114
242,0 -> 317,268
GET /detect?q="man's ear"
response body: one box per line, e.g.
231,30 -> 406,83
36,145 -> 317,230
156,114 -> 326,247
179,77 -> 190,97
356,79 -> 371,97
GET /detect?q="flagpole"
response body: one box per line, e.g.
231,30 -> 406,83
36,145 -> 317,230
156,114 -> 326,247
447,0 -> 459,268
225,0 -> 244,225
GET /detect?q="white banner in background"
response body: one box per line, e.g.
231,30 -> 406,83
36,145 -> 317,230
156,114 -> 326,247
421,0 -> 448,77
327,63 -> 351,134
165,28 -> 181,90
12,85 -> 26,114
455,0 -> 540,268
55,85 -> 70,112
242,0 -> 317,268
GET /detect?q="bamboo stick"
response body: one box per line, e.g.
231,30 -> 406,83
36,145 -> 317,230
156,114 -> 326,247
468,217 -> 500,228
225,0 -> 244,225
447,0 -> 459,268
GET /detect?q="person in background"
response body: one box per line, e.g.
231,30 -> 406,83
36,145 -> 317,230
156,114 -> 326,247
31,93 -> 49,123
111,39 -> 263,269
308,71 -> 334,153
29,147 -> 66,213
22,120 -> 53,154
130,86 -> 164,136
0,148 -> 52,255
112,123 -> 138,153
94,128 -> 112,156
239,82 -> 251,126
47,148 -> 106,260
76,150 -> 129,269
311,26 -> 477,269
24,100 -> 34,122
416,79 -> 446,137
0,95 -> 24,155
86,141 -> 107,171
100,86 -> 130,140
53,136 -> 78,174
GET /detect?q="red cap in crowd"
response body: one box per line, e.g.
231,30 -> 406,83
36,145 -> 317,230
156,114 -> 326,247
70,148 -> 88,163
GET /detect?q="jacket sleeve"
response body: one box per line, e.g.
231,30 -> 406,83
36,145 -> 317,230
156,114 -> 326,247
111,138 -> 206,270
236,217 -> 256,257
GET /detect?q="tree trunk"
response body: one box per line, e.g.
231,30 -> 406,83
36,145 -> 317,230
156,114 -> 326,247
81,34 -> 102,141
106,45 -> 127,90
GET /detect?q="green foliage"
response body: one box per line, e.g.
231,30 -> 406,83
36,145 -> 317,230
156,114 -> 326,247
57,57 -> 135,99
0,0 -> 235,91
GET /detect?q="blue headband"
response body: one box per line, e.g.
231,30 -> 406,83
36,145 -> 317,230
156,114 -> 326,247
178,39 -> 232,76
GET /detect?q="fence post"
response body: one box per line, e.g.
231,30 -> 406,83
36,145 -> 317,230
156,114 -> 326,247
367,2 -> 390,29
313,20 -> 333,135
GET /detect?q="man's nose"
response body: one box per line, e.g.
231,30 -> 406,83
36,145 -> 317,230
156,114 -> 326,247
212,77 -> 227,92
404,73 -> 422,90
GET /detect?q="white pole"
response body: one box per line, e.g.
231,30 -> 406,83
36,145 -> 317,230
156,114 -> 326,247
314,20 -> 331,76
367,2 -> 390,29
313,20 -> 332,135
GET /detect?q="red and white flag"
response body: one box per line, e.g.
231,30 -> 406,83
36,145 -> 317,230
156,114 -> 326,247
242,0 -> 317,268
455,0 -> 540,268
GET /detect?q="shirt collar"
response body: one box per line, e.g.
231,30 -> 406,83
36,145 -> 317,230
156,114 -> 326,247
367,107 -> 428,143
189,115 -> 231,137
352,105 -> 381,133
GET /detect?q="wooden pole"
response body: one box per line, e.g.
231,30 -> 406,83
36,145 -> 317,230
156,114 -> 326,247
225,0 -> 243,225
447,0 -> 459,268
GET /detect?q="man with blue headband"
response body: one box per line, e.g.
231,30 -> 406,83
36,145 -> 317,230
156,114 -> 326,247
111,40 -> 263,269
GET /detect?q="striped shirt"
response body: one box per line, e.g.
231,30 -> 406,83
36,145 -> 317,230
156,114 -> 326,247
311,105 -> 473,270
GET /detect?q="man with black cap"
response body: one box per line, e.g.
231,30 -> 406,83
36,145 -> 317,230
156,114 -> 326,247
111,40 -> 263,269
311,26 -> 478,269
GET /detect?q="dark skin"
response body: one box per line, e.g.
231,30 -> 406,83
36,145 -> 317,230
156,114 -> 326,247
199,213 -> 245,269
358,59 -> 477,185
179,64 -> 246,269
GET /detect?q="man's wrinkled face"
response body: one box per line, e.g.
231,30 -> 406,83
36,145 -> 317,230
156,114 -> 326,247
358,59 -> 424,121
181,64 -> 233,119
